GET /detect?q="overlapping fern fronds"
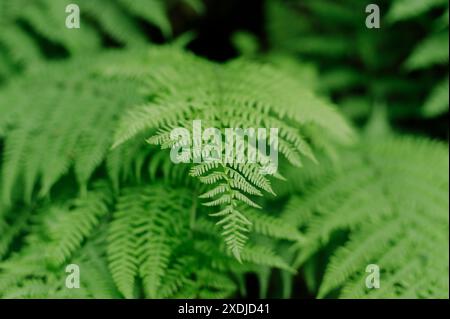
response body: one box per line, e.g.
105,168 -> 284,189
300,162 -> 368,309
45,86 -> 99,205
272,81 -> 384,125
0,0 -> 202,80
0,182 -> 300,298
110,46 -> 355,259
0,54 -> 146,206
0,46 -> 321,298
0,0 -> 447,301
0,46 -> 353,260
283,137 -> 449,298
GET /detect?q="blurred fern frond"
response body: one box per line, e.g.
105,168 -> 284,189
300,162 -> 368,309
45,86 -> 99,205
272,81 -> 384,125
0,0 -> 201,80
387,0 -> 449,117
266,0 -> 449,123
284,137 -> 449,298
0,54 -> 145,206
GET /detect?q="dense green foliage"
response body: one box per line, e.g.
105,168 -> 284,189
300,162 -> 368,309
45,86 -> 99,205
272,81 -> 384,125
284,137 -> 448,298
0,0 -> 202,80
0,0 -> 448,299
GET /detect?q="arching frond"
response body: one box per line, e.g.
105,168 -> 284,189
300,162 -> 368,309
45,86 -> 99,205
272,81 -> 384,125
284,137 -> 449,298
111,46 -> 355,257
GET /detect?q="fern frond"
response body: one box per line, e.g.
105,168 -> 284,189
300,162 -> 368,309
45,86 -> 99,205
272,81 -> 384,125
317,217 -> 405,298
0,55 -> 145,206
45,184 -> 112,267
70,243 -> 121,299
285,137 -> 449,298
111,46 -> 354,257
0,0 -> 201,78
107,190 -> 143,298
108,185 -> 192,298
